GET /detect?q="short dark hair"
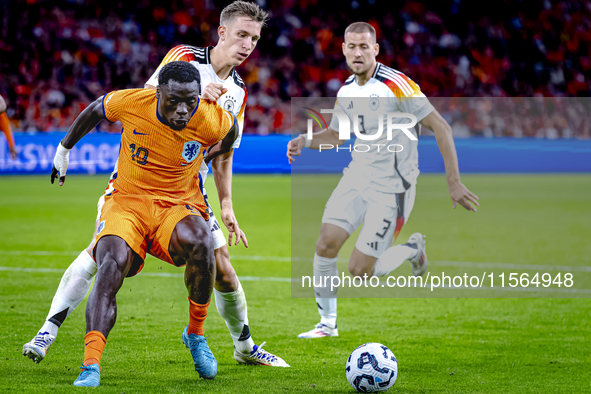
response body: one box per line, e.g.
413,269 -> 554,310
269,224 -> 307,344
158,61 -> 201,88
220,1 -> 269,27
344,22 -> 376,44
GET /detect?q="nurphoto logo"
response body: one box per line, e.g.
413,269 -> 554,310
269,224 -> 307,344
303,107 -> 418,153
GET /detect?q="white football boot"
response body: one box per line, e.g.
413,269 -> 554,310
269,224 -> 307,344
23,331 -> 56,363
234,342 -> 290,367
408,232 -> 428,277
298,323 -> 339,338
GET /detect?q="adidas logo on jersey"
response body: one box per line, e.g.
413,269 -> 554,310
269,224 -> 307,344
347,101 -> 354,110
367,242 -> 379,251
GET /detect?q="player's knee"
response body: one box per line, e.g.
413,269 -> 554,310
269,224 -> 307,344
349,265 -> 371,278
86,235 -> 98,255
215,251 -> 239,291
215,266 -> 238,291
185,227 -> 214,264
95,237 -> 133,276
96,258 -> 126,284
316,235 -> 340,258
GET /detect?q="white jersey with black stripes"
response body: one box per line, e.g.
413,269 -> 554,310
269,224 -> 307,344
328,63 -> 434,193
145,45 -> 248,183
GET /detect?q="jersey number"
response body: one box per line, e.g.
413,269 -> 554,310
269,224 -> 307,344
357,115 -> 367,134
129,143 -> 149,165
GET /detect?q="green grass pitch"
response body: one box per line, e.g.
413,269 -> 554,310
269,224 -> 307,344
0,174 -> 589,393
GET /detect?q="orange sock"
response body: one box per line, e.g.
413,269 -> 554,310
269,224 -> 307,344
0,113 -> 15,149
83,331 -> 106,369
188,298 -> 210,336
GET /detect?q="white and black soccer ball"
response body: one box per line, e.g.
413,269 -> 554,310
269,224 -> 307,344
345,343 -> 398,393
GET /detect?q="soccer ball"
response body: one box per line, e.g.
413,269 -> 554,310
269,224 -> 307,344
345,343 -> 398,393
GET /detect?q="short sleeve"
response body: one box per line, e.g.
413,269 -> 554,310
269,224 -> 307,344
102,91 -> 124,123
231,88 -> 247,149
396,93 -> 434,123
328,97 -> 345,131
220,109 -> 233,142
387,74 -> 434,122
207,106 -> 233,145
102,89 -> 146,123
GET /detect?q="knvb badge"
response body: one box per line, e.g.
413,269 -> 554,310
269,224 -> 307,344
182,141 -> 202,162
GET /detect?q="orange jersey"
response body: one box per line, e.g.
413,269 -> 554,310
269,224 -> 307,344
0,112 -> 15,149
144,45 -> 247,152
102,88 -> 232,208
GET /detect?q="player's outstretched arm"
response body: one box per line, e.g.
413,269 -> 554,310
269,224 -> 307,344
208,113 -> 248,247
419,110 -> 479,212
204,113 -> 239,165
287,127 -> 342,164
51,97 -> 107,186
211,151 -> 248,248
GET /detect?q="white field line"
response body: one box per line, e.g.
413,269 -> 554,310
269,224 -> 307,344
2,249 -> 591,294
0,266 -> 295,283
1,250 -> 589,272
2,265 -> 589,294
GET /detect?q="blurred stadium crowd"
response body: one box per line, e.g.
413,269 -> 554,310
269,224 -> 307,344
0,0 -> 590,138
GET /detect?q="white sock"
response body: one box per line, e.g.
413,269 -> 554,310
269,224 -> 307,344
313,253 -> 338,328
41,251 -> 97,337
373,244 -> 418,277
214,282 -> 255,354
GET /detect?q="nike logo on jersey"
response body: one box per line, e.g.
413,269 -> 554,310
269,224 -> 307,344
85,340 -> 96,346
133,129 -> 149,135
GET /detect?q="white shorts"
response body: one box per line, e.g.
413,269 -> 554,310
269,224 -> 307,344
321,171 -> 416,258
203,187 -> 227,250
95,187 -> 226,251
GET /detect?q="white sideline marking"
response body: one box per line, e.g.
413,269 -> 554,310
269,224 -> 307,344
0,250 -> 591,272
1,266 -> 589,294
2,265 -> 589,294
0,251 -> 79,256
0,250 -> 588,272
0,266 -> 295,283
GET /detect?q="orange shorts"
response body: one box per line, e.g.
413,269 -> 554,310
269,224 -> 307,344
95,192 -> 206,275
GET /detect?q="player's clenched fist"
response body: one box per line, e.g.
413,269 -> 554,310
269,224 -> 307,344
287,136 -> 306,164
201,83 -> 228,102
51,142 -> 71,186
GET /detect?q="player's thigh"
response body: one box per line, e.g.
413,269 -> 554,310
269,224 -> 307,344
164,210 -> 213,267
94,194 -> 149,275
85,195 -> 106,254
203,187 -> 227,250
316,223 -> 351,257
355,201 -> 399,259
202,187 -> 237,289
319,175 -> 367,245
214,245 -> 239,292
354,185 -> 417,257
95,235 -> 140,281
391,184 -> 417,241
401,184 -> 417,224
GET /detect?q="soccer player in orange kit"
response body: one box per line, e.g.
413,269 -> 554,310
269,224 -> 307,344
50,61 -> 237,386
0,95 -> 17,159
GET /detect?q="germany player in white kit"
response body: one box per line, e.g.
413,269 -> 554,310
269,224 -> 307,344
24,1 -> 288,367
288,22 -> 479,338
